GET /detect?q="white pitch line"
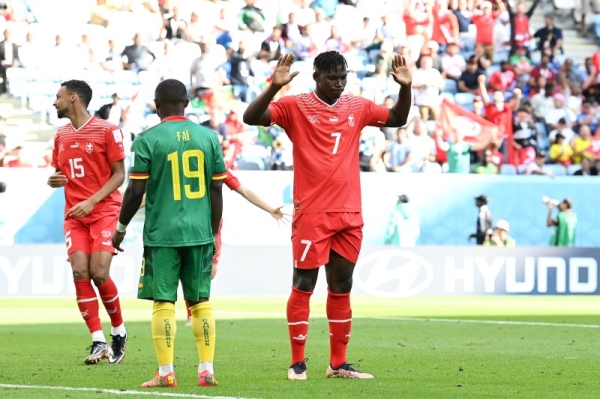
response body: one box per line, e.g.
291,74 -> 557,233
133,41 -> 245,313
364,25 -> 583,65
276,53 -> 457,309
0,384 -> 260,399
370,316 -> 600,328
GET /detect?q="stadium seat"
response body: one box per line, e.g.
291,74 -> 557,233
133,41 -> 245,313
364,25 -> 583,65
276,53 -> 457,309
454,92 -> 475,107
443,79 -> 458,95
567,164 -> 582,175
138,70 -> 162,86
173,41 -> 202,66
530,51 -> 542,65
545,164 -> 567,176
500,164 -> 517,175
517,164 -> 529,174
237,158 -> 265,170
112,70 -> 139,85
440,92 -> 455,103
422,162 -> 442,174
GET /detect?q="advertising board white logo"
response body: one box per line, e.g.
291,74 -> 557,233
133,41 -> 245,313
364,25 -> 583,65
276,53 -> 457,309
354,250 -> 434,298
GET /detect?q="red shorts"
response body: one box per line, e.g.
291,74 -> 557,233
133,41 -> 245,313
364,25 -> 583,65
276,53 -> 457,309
213,219 -> 223,265
291,212 -> 363,269
63,211 -> 118,256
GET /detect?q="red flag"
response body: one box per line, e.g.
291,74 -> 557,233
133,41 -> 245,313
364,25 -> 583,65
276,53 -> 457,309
438,99 -> 499,148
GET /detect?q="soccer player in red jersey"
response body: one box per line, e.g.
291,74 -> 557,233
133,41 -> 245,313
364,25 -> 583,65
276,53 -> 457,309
183,168 -> 289,324
47,80 -> 128,365
243,51 -> 412,380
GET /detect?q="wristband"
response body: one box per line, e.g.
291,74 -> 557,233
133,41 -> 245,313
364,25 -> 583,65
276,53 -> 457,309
116,222 -> 128,233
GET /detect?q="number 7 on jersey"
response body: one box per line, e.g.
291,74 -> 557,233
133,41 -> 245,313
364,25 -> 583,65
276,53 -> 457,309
331,132 -> 341,154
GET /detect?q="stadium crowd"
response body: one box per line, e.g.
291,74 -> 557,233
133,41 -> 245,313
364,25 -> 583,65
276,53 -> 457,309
0,0 -> 599,175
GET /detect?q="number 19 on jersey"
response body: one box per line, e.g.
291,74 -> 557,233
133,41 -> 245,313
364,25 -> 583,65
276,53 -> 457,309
167,149 -> 206,201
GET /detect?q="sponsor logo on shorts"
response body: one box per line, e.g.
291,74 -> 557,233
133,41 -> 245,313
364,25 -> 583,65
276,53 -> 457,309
102,240 -> 112,246
101,230 -> 112,238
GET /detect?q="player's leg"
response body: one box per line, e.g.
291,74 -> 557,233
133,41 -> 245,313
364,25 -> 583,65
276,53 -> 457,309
65,219 -> 109,364
88,214 -> 127,364
138,247 -> 180,388
182,244 -> 218,387
324,213 -> 373,379
287,213 -> 330,380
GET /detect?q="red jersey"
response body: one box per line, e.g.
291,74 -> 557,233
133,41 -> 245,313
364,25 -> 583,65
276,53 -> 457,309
51,116 -> 125,215
268,92 -> 389,214
473,14 -> 498,45
431,11 -> 458,45
530,66 -> 556,84
513,14 -> 530,45
489,70 -> 516,92
223,168 -> 241,191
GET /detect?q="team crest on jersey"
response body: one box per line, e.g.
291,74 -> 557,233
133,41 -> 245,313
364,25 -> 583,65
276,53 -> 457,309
308,115 -> 320,124
85,142 -> 94,154
58,143 -> 64,153
348,114 -> 355,127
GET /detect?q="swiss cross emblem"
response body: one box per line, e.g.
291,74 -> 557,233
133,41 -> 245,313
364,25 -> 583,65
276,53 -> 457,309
348,114 -> 355,127
58,143 -> 64,153
308,115 -> 320,124
85,142 -> 94,154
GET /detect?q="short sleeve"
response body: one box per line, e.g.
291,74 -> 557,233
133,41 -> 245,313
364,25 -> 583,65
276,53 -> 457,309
129,135 -> 151,180
105,127 -> 126,164
360,97 -> 391,128
211,137 -> 227,181
268,95 -> 297,132
223,169 -> 242,191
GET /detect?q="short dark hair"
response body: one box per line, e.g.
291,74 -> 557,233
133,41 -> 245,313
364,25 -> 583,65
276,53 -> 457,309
155,79 -> 188,105
313,51 -> 348,73
61,80 -> 92,107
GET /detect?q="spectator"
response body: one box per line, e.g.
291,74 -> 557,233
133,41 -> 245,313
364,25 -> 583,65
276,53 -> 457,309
441,42 -> 466,82
509,45 -> 533,79
161,6 -> 186,40
201,107 -> 229,144
374,13 -> 405,49
325,25 -> 348,53
512,108 -> 537,167
549,133 -> 573,166
472,43 -> 492,71
469,194 -> 492,245
293,0 -> 316,27
190,39 -> 227,97
122,33 -> 156,72
558,58 -> 583,89
533,14 -> 563,54
472,0 -> 505,62
549,117 -> 575,143
529,55 -> 557,89
587,126 -> 600,161
530,81 -> 554,119
526,151 -> 555,178
488,61 -> 516,94
513,2 -> 532,48
387,127 -> 412,173
238,0 -> 266,33
229,40 -> 254,103
443,130 -> 480,174
432,126 -> 449,165
19,31 -> 42,69
353,16 -> 376,50
431,0 -> 459,53
412,55 -> 444,121
185,12 -> 207,45
487,141 -> 505,168
384,194 -> 420,247
310,8 -> 331,48
493,11 -> 511,63
483,219 -> 516,247
566,83 -> 583,114
214,5 -> 239,48
573,157 -> 596,176
451,0 -> 473,35
571,124 -> 592,165
260,26 -> 287,61
408,119 -> 437,171
0,29 -> 19,94
95,93 -> 123,126
472,94 -> 485,117
480,81 -> 514,164
359,126 -> 386,172
547,198 -> 577,247
459,56 -> 485,94
471,149 -> 499,174
545,93 -> 576,131
576,100 -> 600,133
100,39 -> 124,72
283,12 -> 302,45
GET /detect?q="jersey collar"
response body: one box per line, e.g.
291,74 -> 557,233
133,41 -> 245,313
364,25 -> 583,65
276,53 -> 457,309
161,116 -> 188,122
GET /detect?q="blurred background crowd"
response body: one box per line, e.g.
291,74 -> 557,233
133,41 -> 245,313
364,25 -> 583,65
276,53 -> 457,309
0,0 -> 600,176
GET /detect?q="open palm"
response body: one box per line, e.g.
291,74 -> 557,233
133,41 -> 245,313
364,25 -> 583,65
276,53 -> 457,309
390,55 -> 412,86
272,53 -> 300,87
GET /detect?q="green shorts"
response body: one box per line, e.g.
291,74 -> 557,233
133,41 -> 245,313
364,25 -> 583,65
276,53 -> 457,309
137,245 -> 213,302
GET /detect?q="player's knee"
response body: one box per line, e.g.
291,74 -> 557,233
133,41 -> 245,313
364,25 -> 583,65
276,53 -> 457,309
89,268 -> 110,286
329,277 -> 353,294
72,269 -> 89,280
292,272 -> 318,292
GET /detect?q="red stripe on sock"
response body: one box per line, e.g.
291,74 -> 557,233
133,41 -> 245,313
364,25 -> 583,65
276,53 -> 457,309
287,286 -> 312,364
327,289 -> 352,369
97,279 -> 123,328
185,300 -> 192,318
74,279 -> 102,334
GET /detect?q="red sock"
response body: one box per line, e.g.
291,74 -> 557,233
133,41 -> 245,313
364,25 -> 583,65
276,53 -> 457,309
287,286 -> 312,365
327,289 -> 352,369
96,279 -> 123,328
185,300 -> 192,318
74,279 -> 102,334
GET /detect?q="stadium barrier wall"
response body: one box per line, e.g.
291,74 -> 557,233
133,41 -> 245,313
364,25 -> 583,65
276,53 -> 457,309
1,168 -> 599,247
1,245 -> 599,297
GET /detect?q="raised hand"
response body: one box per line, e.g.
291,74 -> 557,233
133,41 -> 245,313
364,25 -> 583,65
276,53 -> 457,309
389,55 -> 412,87
271,54 -> 300,88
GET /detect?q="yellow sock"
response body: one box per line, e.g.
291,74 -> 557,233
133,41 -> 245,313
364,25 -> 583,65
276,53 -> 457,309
152,302 -> 177,366
190,302 -> 216,364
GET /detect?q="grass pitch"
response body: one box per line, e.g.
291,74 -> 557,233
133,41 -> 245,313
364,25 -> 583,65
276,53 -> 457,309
1,296 -> 599,399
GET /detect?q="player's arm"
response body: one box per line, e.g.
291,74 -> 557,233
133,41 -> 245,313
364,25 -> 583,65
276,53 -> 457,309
66,160 -> 126,218
546,205 -> 558,227
235,185 -> 287,220
210,179 -> 224,234
384,55 -> 413,128
243,54 -> 299,126
118,179 -> 147,228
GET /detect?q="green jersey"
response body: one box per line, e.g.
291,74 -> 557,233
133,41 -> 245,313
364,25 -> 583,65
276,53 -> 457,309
550,211 -> 577,247
129,116 -> 226,247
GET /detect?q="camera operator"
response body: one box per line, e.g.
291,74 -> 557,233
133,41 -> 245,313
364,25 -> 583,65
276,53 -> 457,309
483,219 -> 515,247
469,194 -> 492,245
546,198 -> 577,247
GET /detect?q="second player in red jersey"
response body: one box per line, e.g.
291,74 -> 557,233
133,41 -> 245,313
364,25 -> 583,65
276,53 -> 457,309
48,80 -> 128,365
244,51 -> 412,380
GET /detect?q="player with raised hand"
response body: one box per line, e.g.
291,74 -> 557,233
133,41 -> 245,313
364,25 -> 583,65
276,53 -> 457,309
112,79 -> 225,389
48,80 -> 128,365
243,52 -> 412,380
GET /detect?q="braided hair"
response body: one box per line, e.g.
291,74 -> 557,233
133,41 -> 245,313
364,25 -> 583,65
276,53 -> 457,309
313,51 -> 348,73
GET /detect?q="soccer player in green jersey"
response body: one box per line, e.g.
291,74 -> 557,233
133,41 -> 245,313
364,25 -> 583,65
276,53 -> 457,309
111,79 -> 225,389
547,198 -> 578,247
